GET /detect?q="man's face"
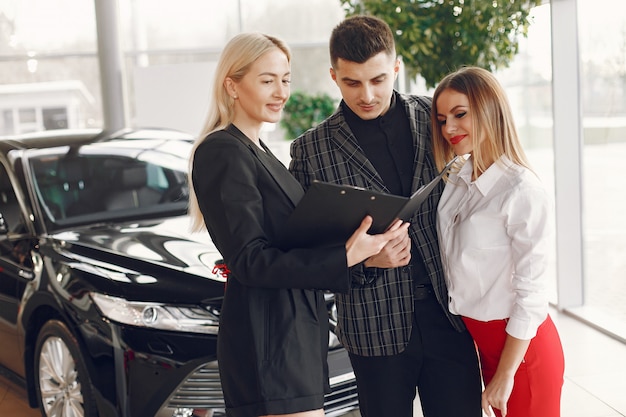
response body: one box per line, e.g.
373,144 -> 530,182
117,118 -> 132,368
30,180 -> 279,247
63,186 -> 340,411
330,52 -> 400,120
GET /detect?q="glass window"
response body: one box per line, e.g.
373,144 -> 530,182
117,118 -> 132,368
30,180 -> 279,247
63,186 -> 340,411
0,163 -> 32,268
18,108 -> 36,123
2,110 -> 15,135
0,0 -> 100,129
489,4 -> 557,302
579,0 -> 626,338
42,107 -> 68,130
0,0 -> 344,135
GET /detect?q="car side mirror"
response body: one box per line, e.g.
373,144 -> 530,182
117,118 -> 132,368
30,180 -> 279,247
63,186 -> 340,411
0,212 -> 8,235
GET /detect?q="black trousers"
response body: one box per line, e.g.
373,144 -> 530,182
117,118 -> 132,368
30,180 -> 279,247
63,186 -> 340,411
348,293 -> 482,417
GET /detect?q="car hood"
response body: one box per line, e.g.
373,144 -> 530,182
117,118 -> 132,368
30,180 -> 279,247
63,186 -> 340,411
48,216 -> 226,303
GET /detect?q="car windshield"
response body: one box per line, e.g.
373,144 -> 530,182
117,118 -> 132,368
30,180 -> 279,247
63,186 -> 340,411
25,139 -> 192,230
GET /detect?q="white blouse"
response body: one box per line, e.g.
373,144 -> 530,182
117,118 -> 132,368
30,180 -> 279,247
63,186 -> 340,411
437,155 -> 553,340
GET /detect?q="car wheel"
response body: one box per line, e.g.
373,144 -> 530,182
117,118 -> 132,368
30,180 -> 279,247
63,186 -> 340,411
34,319 -> 98,417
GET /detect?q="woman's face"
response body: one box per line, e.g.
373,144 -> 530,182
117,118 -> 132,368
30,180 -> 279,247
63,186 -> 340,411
231,48 -> 291,126
435,88 -> 474,156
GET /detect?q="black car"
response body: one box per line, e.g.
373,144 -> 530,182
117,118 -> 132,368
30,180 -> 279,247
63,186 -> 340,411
0,128 -> 358,417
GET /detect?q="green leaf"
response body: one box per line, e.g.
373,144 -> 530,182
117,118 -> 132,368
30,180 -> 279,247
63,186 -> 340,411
280,91 -> 338,140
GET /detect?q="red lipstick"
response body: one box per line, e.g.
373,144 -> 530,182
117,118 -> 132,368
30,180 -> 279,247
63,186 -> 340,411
450,135 -> 466,145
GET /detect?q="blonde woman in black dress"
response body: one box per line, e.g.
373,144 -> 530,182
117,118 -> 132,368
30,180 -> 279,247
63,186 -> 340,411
188,32 -> 408,417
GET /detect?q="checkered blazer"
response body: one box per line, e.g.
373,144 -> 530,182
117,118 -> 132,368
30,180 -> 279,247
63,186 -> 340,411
289,93 -> 465,357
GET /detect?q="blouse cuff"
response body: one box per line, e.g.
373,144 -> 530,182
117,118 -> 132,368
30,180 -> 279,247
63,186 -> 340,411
505,316 -> 541,340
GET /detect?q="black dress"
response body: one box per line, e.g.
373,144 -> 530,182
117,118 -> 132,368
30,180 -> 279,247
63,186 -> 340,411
192,125 -> 351,417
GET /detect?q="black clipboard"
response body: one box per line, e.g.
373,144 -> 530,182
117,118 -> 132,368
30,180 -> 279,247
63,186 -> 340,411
279,157 -> 457,248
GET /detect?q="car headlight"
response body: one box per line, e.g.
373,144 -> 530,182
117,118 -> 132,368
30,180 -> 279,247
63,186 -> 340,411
90,293 -> 220,335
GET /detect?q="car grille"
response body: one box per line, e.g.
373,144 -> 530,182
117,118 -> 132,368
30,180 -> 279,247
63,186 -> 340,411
324,373 -> 359,416
325,348 -> 359,415
165,361 -> 226,414
162,352 -> 358,416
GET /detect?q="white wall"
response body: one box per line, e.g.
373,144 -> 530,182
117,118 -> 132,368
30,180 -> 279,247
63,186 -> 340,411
133,62 -> 216,135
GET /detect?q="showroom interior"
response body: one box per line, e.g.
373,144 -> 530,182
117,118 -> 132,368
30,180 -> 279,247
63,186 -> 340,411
1,0 -> 625,416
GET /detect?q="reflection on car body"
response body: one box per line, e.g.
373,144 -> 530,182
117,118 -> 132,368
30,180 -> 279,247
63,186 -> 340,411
0,128 -> 358,417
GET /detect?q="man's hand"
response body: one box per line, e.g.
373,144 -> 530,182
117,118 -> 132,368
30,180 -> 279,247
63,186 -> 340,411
364,230 -> 411,268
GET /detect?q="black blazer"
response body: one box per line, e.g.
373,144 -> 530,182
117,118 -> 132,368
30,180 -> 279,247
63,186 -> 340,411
192,124 -> 350,414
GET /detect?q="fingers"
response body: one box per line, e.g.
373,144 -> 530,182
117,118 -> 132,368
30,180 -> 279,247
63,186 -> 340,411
371,221 -> 408,255
386,233 -> 411,262
389,231 -> 411,250
365,236 -> 411,268
346,216 -> 373,247
386,219 -> 404,231
384,220 -> 410,239
345,217 -> 410,267
358,215 -> 374,232
481,396 -> 492,417
482,392 -> 507,417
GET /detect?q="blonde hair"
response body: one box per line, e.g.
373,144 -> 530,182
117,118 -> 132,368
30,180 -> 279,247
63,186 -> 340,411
188,33 -> 291,232
431,66 -> 531,179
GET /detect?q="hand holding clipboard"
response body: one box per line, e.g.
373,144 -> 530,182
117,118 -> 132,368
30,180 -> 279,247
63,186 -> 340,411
279,157 -> 458,248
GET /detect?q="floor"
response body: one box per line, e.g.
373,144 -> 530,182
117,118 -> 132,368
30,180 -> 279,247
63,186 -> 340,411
2,307 -> 625,417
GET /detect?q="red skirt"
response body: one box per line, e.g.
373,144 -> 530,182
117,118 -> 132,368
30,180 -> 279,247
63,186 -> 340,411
462,315 -> 564,417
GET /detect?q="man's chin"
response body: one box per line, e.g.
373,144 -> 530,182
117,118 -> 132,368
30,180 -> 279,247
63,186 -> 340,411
356,110 -> 381,120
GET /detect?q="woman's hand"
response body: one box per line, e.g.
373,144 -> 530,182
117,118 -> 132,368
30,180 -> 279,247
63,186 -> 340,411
482,371 -> 515,416
345,216 -> 409,267
482,335 -> 531,416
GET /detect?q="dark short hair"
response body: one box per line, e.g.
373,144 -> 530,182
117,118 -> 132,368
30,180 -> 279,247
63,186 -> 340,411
329,15 -> 396,67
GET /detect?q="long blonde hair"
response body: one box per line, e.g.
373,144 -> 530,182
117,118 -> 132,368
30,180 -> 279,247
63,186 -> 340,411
431,66 -> 531,179
187,33 -> 291,232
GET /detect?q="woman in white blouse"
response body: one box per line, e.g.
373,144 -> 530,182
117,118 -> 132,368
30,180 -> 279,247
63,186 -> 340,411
431,66 -> 564,417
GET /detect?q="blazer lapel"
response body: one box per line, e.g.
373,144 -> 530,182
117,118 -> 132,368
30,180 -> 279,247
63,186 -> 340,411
328,109 -> 388,192
257,141 -> 304,207
400,95 -> 427,194
225,125 -> 303,207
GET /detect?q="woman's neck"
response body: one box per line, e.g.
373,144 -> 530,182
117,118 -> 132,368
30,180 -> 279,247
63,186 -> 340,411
231,120 -> 262,149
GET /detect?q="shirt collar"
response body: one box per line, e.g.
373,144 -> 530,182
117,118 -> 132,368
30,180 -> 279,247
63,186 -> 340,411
458,155 -> 512,196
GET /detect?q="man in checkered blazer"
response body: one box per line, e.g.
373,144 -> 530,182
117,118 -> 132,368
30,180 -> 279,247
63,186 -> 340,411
289,15 -> 482,417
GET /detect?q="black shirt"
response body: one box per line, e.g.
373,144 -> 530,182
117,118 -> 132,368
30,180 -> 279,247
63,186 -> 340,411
342,92 -> 430,286
342,93 -> 414,197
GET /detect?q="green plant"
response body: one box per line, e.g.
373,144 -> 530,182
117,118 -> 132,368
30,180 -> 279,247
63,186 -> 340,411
339,0 -> 542,88
281,91 -> 337,139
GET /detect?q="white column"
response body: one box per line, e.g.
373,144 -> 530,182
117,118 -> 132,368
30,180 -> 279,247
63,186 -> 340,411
94,0 -> 129,130
550,0 -> 584,308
